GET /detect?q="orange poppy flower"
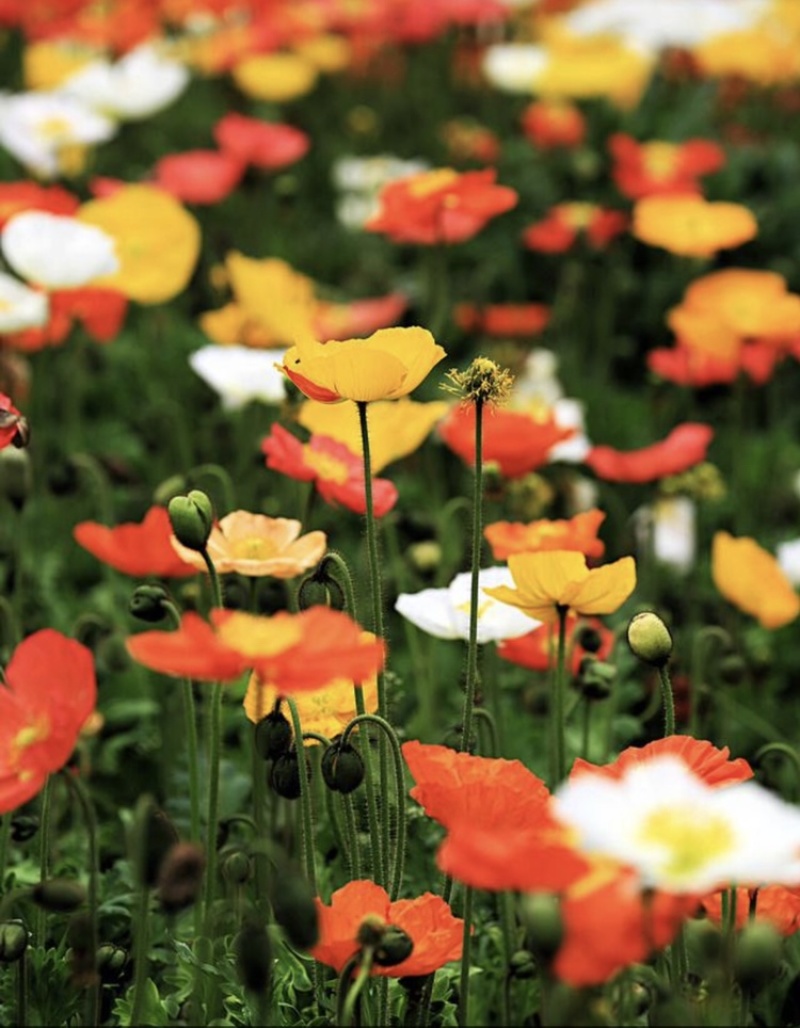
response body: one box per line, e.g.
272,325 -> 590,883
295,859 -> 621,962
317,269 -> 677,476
702,885 -> 800,936
365,168 -> 518,245
453,302 -> 550,337
632,195 -> 757,257
586,423 -> 713,483
6,287 -> 127,351
171,511 -> 327,579
74,506 -> 198,579
311,880 -> 463,977
498,616 -> 614,674
608,134 -> 725,200
712,532 -> 800,630
485,510 -> 606,561
0,181 -> 79,228
0,629 -> 96,813
127,607 -> 385,693
484,551 -> 636,624
570,736 -> 753,788
439,404 -> 574,479
647,340 -> 781,388
522,203 -> 627,254
261,425 -> 398,518
521,99 -> 586,150
213,113 -> 310,171
154,150 -> 244,206
0,394 -> 27,449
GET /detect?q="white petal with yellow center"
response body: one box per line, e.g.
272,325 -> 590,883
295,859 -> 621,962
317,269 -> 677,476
0,271 -> 48,332
2,211 -> 119,289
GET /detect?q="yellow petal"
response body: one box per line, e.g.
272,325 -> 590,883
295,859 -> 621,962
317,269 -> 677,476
570,557 -> 637,616
712,532 -> 800,629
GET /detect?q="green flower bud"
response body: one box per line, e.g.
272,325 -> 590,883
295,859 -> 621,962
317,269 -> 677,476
627,612 -> 673,668
297,574 -> 345,611
509,949 -> 536,979
129,584 -> 171,623
270,751 -> 302,800
222,850 -> 252,886
270,867 -> 319,949
254,710 -> 292,761
575,625 -> 603,654
0,921 -> 28,963
31,878 -> 87,913
577,656 -> 617,700
168,490 -> 213,553
519,893 -> 564,962
734,922 -> 782,992
374,925 -> 414,968
235,919 -> 272,993
321,741 -> 365,794
408,541 -> 442,574
97,943 -> 128,979
157,842 -> 206,915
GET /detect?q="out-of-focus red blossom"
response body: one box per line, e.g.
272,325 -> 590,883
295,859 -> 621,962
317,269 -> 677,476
311,880 -> 463,977
1,0 -> 159,50
213,113 -> 310,171
153,151 -> 244,206
523,203 -> 627,253
402,741 -> 590,892
0,182 -> 79,228
88,177 -> 127,199
0,629 -> 96,813
570,736 -> 754,787
127,606 -> 385,693
5,288 -> 127,352
73,506 -> 198,579
313,293 -> 407,341
439,404 -> 574,478
441,118 -> 501,165
702,886 -> 800,935
608,134 -> 726,200
261,424 -> 398,517
648,340 -> 784,388
454,302 -> 550,337
485,509 -> 606,561
498,616 -> 614,675
521,99 -> 586,149
366,168 -> 518,245
585,423 -> 713,483
0,393 -> 27,449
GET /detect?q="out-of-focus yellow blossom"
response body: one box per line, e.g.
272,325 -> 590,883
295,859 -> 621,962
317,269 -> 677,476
232,53 -> 318,103
24,41 -> 97,91
244,672 -> 378,741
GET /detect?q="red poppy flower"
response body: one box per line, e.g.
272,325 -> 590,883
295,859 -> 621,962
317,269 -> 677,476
261,424 -> 398,517
313,293 -> 407,341
647,342 -> 781,388
485,509 -> 606,561
213,112 -> 310,171
454,302 -> 550,337
521,99 -> 586,150
608,134 -> 726,200
5,287 -> 127,352
74,506 -> 198,579
0,182 -> 79,228
366,168 -> 518,245
498,616 -> 614,675
311,880 -> 463,977
127,607 -> 385,693
702,885 -> 800,936
523,203 -> 627,254
0,629 -> 96,813
0,394 -> 27,449
153,150 -> 244,206
439,404 -> 574,478
570,736 -> 753,788
585,423 -> 713,483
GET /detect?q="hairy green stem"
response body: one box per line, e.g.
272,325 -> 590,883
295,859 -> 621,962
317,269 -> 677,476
460,397 -> 484,755
550,606 -> 569,786
63,774 -> 100,1027
658,664 -> 676,738
457,886 -> 474,1028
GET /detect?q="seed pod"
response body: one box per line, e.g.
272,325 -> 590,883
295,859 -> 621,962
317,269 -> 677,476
254,710 -> 292,761
321,741 -> 364,794
31,878 -> 87,913
270,867 -> 319,949
577,657 -> 616,701
575,625 -> 603,654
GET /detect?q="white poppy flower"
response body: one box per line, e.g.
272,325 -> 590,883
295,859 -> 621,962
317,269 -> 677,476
481,44 -> 548,94
1,212 -> 119,289
0,272 -> 49,332
777,539 -> 800,587
550,398 -> 591,463
0,90 -> 115,179
554,755 -> 800,894
395,566 -> 540,643
63,43 -> 190,121
189,345 -> 288,410
635,496 -> 697,574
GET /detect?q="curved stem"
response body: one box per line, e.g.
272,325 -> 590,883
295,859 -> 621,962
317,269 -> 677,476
460,397 -> 484,756
71,454 -> 114,525
658,664 -> 676,738
755,743 -> 800,800
321,551 -> 359,621
188,463 -> 235,517
338,950 -> 373,1028
473,707 -> 499,758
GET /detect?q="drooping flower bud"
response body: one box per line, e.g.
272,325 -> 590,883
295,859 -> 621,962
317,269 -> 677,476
157,842 -> 206,915
627,611 -> 673,668
129,584 -> 171,623
577,656 -> 616,700
254,709 -> 292,761
270,751 -> 304,800
222,850 -> 252,886
374,925 -> 414,967
321,740 -> 365,794
168,490 -> 214,553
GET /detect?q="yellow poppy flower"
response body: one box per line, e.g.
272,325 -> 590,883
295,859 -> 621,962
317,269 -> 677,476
244,672 -> 378,741
484,550 -> 636,624
712,532 -> 800,629
225,253 -> 317,346
78,185 -> 200,304
281,327 -> 446,404
24,40 -> 97,90
232,53 -> 318,103
298,397 -> 449,472
293,35 -> 352,74
633,196 -> 757,258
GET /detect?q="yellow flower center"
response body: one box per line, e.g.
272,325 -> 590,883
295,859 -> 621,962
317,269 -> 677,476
304,445 -> 350,484
642,142 -> 679,181
637,805 -> 735,881
217,613 -> 303,658
407,168 -> 459,198
11,717 -> 49,768
229,537 -> 281,561
36,115 -> 72,141
456,598 -> 493,619
562,203 -> 597,229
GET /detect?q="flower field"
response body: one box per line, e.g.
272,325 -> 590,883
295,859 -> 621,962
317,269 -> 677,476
2,1 -> 800,1025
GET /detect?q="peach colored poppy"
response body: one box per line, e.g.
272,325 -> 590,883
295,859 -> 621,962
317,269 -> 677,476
632,195 -> 757,257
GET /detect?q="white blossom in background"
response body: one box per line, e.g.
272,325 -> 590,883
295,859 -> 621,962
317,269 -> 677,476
63,43 -> 190,121
332,154 -> 429,230
554,755 -> 800,894
0,272 -> 49,333
189,345 -> 288,410
1,212 -> 119,289
481,44 -> 548,93
395,566 -> 540,644
0,91 -> 116,178
777,538 -> 800,587
635,495 -> 697,574
510,349 -> 592,463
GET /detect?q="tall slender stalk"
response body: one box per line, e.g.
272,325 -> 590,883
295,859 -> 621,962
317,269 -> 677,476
460,397 -> 484,756
550,605 -> 569,787
201,552 -> 224,930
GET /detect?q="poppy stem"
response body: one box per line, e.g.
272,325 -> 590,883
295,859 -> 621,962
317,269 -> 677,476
354,686 -> 385,889
62,772 -> 99,1028
457,885 -> 474,1028
16,949 -> 27,1028
285,699 -> 317,895
338,949 -> 374,1027
201,550 -> 224,934
35,775 -> 54,947
0,813 -> 11,891
460,397 -> 484,756
658,664 -> 676,737
550,605 -> 569,786
163,599 -> 201,848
